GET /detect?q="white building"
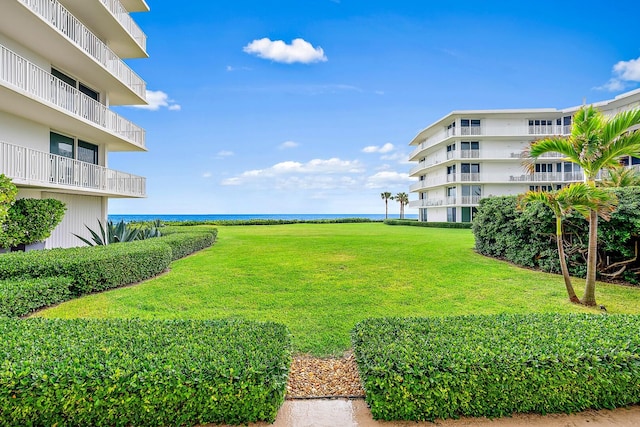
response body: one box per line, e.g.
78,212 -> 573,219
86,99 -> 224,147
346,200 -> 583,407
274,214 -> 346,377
0,0 -> 149,247
408,90 -> 640,223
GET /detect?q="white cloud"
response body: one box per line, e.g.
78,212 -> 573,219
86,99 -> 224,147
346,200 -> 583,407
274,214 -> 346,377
381,151 -> 411,164
221,158 -> 364,188
131,90 -> 181,111
202,172 -> 212,178
362,143 -> 395,154
215,150 -> 234,159
279,141 -> 299,150
226,65 -> 252,72
597,56 -> 640,91
243,38 -> 328,64
366,171 -> 414,189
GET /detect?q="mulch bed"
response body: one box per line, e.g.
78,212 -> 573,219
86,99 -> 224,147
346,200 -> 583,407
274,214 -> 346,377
286,352 -> 365,399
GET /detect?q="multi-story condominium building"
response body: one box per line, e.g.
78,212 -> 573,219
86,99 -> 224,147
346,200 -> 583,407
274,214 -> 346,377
408,89 -> 640,223
0,0 -> 149,248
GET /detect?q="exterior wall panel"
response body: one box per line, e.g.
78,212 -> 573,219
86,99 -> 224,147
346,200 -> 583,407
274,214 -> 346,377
42,192 -> 105,248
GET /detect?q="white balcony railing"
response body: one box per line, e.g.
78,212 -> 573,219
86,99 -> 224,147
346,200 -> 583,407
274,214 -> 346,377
410,171 -> 587,191
409,195 -> 482,209
18,0 -> 145,99
0,140 -> 145,197
410,124 -> 572,160
0,44 -> 145,148
100,0 -> 147,51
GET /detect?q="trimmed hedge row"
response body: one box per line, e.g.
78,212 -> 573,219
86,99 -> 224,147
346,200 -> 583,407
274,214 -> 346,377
0,277 -> 73,318
157,230 -> 217,260
0,239 -> 172,295
164,218 -> 377,226
352,314 -> 640,421
0,318 -> 291,426
384,219 -> 472,229
473,188 -> 640,283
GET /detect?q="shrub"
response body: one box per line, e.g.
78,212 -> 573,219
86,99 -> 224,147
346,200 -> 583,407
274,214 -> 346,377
352,314 -> 640,421
384,219 -> 472,229
0,198 -> 66,249
0,276 -> 73,318
158,231 -> 217,261
473,188 -> 640,283
0,318 -> 291,426
164,218 -> 376,226
0,239 -> 172,295
0,175 -> 17,240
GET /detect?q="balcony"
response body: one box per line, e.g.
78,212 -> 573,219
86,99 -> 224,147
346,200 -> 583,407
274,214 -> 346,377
509,172 -> 585,182
1,0 -> 146,104
60,0 -> 148,58
409,195 -> 482,209
0,140 -> 145,197
409,124 -> 571,161
0,44 -> 145,150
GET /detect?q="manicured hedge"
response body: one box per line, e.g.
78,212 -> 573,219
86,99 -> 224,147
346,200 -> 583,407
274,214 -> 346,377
0,318 -> 291,426
158,230 -> 217,260
384,219 -> 472,229
352,314 -> 640,421
164,218 -> 376,226
0,276 -> 73,318
473,187 -> 640,283
0,239 -> 172,295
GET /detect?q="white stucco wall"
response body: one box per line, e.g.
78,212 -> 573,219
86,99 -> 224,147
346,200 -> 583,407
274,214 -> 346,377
42,192 -> 106,248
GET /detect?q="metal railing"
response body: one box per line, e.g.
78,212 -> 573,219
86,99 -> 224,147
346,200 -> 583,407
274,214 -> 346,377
0,140 -> 146,197
0,44 -> 145,148
100,0 -> 147,51
18,0 -> 145,99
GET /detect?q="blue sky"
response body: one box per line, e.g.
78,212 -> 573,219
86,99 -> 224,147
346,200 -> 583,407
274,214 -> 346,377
110,0 -> 640,214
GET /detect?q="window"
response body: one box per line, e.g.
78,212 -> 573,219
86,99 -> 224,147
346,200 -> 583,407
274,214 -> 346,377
50,132 -> 99,165
52,68 -> 99,102
78,141 -> 98,165
461,163 -> 480,173
50,132 -> 74,158
460,119 -> 481,135
447,165 -> 456,175
447,207 -> 456,222
529,185 -> 553,192
447,143 -> 456,152
534,163 -> 553,173
447,187 -> 456,197
528,119 -> 554,134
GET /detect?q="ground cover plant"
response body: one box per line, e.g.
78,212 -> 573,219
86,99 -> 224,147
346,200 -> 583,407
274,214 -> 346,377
0,318 -> 291,426
352,314 -> 640,421
37,223 -> 640,356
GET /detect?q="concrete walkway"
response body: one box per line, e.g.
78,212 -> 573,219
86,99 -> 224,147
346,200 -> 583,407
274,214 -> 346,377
236,399 -> 640,427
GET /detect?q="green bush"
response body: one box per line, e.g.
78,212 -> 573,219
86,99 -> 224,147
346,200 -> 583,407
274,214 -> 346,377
352,314 -> 640,421
0,318 -> 291,426
0,198 -> 66,249
157,231 -> 217,260
0,277 -> 73,318
0,175 -> 17,240
473,188 -> 640,283
0,239 -> 172,295
164,218 -> 376,226
384,219 -> 472,229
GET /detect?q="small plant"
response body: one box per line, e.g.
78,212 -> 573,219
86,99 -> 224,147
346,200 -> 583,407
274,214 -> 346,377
74,219 -> 139,246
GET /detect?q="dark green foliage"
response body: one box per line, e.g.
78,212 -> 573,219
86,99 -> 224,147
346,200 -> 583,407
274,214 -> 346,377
384,219 -> 472,229
0,198 -> 66,248
0,239 -> 172,295
473,188 -> 640,283
0,277 -> 73,318
0,174 -> 17,229
0,318 -> 291,426
157,231 -> 217,261
164,218 -> 377,226
352,314 -> 640,421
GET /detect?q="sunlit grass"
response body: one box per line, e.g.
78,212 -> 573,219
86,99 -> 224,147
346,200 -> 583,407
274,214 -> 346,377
37,223 -> 640,356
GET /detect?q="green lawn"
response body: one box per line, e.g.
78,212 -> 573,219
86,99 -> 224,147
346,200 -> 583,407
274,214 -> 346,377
37,223 -> 640,356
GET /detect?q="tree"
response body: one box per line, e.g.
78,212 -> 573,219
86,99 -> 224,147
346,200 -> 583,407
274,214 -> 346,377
518,183 -> 617,304
525,105 -> 640,306
600,167 -> 640,187
394,192 -> 409,219
381,192 -> 392,219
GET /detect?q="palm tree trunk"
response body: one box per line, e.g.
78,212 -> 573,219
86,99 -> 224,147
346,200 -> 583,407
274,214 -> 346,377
385,200 -> 388,219
556,217 -> 580,304
582,210 -> 599,306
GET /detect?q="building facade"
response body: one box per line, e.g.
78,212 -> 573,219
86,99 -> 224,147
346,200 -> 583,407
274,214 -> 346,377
0,0 -> 149,247
408,90 -> 640,223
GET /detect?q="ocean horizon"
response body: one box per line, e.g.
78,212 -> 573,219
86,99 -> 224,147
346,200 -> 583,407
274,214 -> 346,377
108,213 -> 417,223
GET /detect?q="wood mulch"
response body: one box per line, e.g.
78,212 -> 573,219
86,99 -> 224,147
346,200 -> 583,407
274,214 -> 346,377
286,352 -> 365,399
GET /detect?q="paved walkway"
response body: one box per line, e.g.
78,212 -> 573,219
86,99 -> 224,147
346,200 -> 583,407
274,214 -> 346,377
232,399 -> 640,427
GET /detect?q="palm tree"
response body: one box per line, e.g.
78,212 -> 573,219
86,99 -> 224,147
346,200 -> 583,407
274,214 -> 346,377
381,192 -> 392,219
394,192 -> 409,219
518,183 -> 617,304
600,167 -> 640,187
525,105 -> 640,306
